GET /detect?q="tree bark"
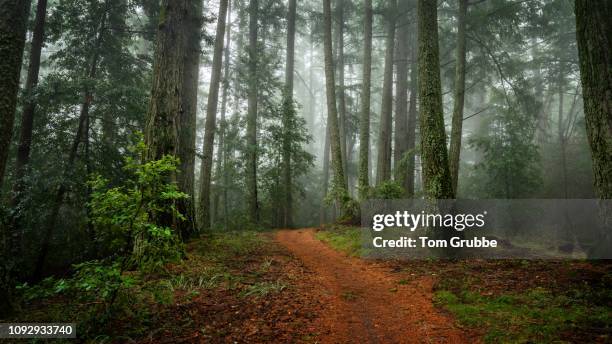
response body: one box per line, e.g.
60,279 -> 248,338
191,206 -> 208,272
575,0 -> 612,257
358,0 -> 373,199
0,0 -> 30,191
394,1 -> 409,190
323,0 -> 347,205
198,0 -> 229,230
144,0 -> 201,234
12,0 -> 47,200
417,0 -> 454,200
448,0 -> 468,194
376,0 -> 397,185
282,0 -> 297,228
177,0 -> 203,237
0,0 -> 31,315
246,0 -> 259,224
335,0 -> 348,186
213,0 -> 232,231
321,122 -> 331,225
8,0 -> 48,263
406,30 -> 418,198
575,0 -> 612,200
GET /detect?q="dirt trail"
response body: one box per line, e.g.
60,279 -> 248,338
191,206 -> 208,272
275,228 -> 469,344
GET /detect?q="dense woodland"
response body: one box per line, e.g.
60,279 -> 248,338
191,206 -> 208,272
0,0 -> 611,340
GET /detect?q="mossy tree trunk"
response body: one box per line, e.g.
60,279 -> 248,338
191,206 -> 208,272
417,0 -> 454,200
0,0 -> 31,317
0,0 -> 30,191
575,0 -> 612,256
358,0 -> 373,199
323,0 -> 347,206
575,0 -> 612,200
335,0 -> 348,187
406,27 -> 418,198
394,0 -> 410,191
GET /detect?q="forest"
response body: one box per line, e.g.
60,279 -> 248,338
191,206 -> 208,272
0,0 -> 611,342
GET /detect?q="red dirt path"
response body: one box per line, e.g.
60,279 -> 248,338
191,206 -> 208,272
275,228 -> 470,344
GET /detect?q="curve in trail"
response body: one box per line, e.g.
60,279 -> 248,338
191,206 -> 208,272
276,228 -> 469,344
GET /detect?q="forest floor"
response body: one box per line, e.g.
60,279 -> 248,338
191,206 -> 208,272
6,227 -> 611,343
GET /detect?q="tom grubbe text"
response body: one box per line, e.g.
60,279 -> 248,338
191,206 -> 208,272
370,211 -> 499,248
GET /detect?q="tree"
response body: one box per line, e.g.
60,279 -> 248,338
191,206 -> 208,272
199,0 -> 229,230
358,0 -> 373,199
213,0 -> 233,230
393,0 -> 410,191
448,0 -> 468,194
11,0 -> 48,206
417,0 -> 454,199
323,0 -> 348,204
33,0 -> 113,281
246,0 -> 259,224
405,27 -> 418,197
376,0 -> 397,185
0,0 -> 30,190
575,0 -> 612,200
335,0 -> 348,185
282,0 -> 297,227
177,0 -> 203,237
144,0 -> 202,233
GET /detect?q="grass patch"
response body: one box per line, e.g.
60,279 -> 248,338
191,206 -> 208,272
315,225 -> 363,256
434,286 -> 612,343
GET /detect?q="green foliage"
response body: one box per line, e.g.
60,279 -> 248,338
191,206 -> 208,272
88,140 -> 186,272
367,180 -> 405,199
466,88 -> 542,198
316,226 -> 363,256
15,141 -> 188,334
434,287 -> 612,343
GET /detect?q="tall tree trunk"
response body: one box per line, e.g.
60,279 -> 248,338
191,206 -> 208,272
177,0 -> 203,237
282,0 -> 297,228
11,0 -> 47,201
557,65 -> 568,198
335,0 -> 348,186
323,0 -> 347,207
320,122 -> 331,225
376,0 -> 397,185
213,0 -> 232,231
358,0 -> 373,199
575,0 -> 612,200
0,0 -> 31,315
0,0 -> 30,191
144,0 -> 201,234
417,0 -> 454,200
394,1 -> 409,190
33,5 -> 109,281
9,0 -> 48,263
575,0 -> 611,256
246,0 -> 259,224
198,0 -> 229,230
448,0 -> 468,194
406,31 -> 418,198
